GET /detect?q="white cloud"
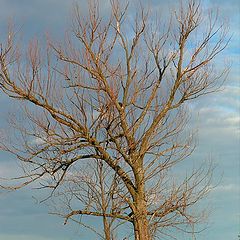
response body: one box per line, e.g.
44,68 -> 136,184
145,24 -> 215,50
213,183 -> 239,193
31,137 -> 46,145
224,85 -> 240,95
224,116 -> 240,126
197,106 -> 239,131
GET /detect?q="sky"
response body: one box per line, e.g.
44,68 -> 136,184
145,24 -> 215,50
0,0 -> 239,240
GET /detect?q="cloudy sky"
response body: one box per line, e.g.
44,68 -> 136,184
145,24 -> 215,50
0,0 -> 239,239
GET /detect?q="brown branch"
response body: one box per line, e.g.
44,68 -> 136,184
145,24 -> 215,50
63,209 -> 132,225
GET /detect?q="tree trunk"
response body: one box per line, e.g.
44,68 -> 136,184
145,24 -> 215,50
133,216 -> 151,240
103,215 -> 111,240
133,197 -> 151,240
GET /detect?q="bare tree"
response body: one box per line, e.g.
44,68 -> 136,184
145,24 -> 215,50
0,0 -> 229,239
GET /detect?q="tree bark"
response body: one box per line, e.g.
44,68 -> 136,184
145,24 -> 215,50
103,215 -> 111,240
133,198 -> 151,240
133,165 -> 151,240
133,217 -> 151,240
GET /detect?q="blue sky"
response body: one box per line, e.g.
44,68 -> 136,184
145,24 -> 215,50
0,0 -> 239,239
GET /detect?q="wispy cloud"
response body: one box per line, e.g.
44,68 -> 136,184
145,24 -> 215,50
213,183 -> 240,193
